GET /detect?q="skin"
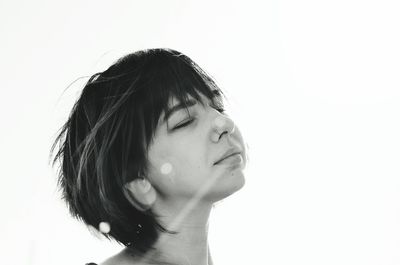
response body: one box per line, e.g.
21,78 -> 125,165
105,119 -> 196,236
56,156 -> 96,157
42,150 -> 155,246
147,92 -> 247,203
102,92 -> 247,265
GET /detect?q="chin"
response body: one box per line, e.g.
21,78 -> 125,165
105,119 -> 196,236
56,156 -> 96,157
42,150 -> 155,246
227,170 -> 246,193
211,170 -> 246,202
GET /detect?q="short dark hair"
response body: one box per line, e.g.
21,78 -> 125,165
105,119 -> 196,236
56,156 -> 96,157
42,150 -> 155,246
50,48 -> 225,254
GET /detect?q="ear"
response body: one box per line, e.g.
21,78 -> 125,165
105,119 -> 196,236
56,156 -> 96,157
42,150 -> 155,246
123,178 -> 157,211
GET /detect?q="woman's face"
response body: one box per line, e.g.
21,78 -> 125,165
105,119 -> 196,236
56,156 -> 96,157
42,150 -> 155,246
145,92 -> 247,203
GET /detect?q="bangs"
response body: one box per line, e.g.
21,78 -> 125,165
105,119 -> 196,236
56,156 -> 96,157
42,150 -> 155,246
135,50 -> 225,146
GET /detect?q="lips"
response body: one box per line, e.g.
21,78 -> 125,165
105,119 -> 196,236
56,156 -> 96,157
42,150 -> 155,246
214,147 -> 242,165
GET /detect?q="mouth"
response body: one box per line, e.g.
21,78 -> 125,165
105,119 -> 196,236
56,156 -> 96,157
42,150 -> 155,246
213,150 -> 242,165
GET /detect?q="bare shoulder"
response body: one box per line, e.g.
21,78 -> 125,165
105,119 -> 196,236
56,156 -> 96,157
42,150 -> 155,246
99,258 -> 149,265
98,248 -> 150,265
97,250 -> 126,265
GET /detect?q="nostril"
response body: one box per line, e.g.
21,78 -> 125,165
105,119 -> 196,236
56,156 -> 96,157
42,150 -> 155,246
218,131 -> 228,140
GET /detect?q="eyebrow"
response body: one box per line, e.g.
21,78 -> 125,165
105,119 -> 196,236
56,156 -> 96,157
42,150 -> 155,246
163,90 -> 221,123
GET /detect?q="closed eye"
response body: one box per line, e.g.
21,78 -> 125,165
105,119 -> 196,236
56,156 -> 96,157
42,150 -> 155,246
173,118 -> 195,130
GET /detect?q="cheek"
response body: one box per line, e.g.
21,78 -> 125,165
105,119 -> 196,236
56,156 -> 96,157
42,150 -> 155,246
148,153 -> 179,184
159,150 -> 206,180
148,145 -> 209,192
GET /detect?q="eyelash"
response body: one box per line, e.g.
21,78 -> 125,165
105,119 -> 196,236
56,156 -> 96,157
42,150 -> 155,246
173,118 -> 195,130
172,105 -> 225,130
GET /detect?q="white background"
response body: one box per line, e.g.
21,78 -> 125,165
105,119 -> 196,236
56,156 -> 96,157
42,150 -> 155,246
1,0 -> 399,264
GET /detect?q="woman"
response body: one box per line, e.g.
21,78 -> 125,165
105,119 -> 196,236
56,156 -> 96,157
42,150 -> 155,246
51,48 -> 247,265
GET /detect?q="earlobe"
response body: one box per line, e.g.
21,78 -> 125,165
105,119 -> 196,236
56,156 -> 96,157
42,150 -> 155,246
123,178 -> 157,211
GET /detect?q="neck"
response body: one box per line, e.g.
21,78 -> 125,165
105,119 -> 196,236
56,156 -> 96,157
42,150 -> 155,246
144,197 -> 214,265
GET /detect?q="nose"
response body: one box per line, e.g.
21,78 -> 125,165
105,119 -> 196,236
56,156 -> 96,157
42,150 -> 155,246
210,113 -> 235,142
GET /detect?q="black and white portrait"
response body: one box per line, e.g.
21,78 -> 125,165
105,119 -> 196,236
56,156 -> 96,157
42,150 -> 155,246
1,1 -> 399,265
